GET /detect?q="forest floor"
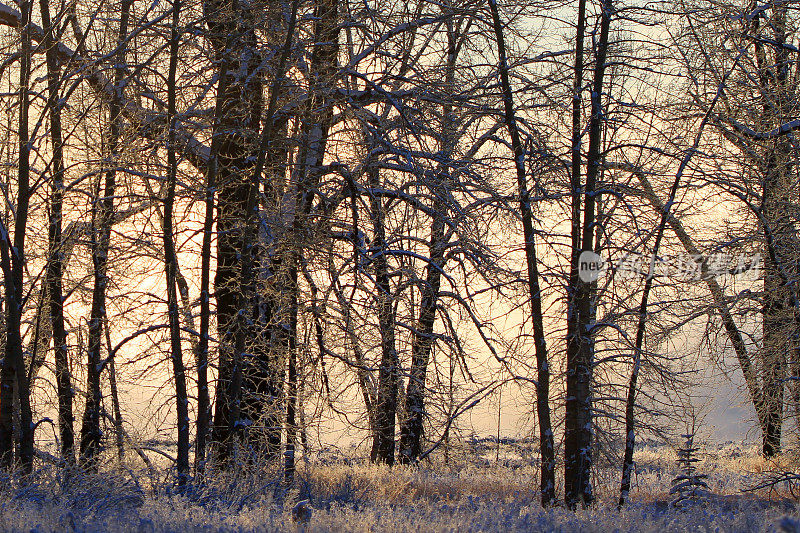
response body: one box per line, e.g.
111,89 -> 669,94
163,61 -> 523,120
1,438 -> 799,532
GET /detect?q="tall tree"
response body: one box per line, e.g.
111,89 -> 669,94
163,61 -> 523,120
163,0 -> 190,483
487,0 -> 555,505
753,3 -> 793,457
206,0 -> 267,459
193,12 -> 234,474
564,0 -> 612,508
398,3 -> 465,466
683,0 -> 800,457
247,0 -> 301,475
40,0 -> 75,466
0,0 -> 34,472
80,0 -> 133,468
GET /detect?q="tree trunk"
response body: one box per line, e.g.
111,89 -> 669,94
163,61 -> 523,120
164,0 -> 190,484
397,198 -> 444,464
487,0 -> 555,505
369,165 -> 399,466
206,0 -> 266,460
104,319 -> 125,464
0,0 -> 34,472
80,0 -> 132,469
40,0 -> 74,466
235,0 -> 301,463
398,7 -> 464,466
194,12 -> 238,473
755,5 -> 792,458
565,0 -> 612,508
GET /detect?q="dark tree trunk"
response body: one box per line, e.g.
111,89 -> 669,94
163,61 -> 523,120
564,0 -> 590,507
194,15 -> 237,473
236,0 -> 337,463
487,0 -> 555,505
397,201 -> 444,464
80,0 -> 132,469
565,0 -> 612,509
398,7 -> 462,466
104,318 -> 124,463
236,0 -> 301,463
0,0 -> 34,472
755,6 -> 792,458
369,166 -> 399,466
164,0 -> 190,484
206,0 -> 266,460
40,0 -> 75,466
761,161 -> 789,458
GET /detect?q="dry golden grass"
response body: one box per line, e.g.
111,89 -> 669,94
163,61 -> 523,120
304,463 -> 537,505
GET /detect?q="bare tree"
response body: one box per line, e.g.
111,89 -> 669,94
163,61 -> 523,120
563,0 -> 613,508
205,0 -> 266,460
40,0 -> 74,465
79,0 -> 133,468
677,0 -> 800,457
0,0 -> 34,472
487,0 -> 554,505
163,0 -> 189,483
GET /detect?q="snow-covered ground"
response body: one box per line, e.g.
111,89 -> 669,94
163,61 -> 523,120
3,439 -> 800,532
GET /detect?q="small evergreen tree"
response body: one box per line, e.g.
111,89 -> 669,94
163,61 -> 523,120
670,433 -> 709,508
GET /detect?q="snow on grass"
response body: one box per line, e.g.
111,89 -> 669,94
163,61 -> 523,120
1,440 -> 798,532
